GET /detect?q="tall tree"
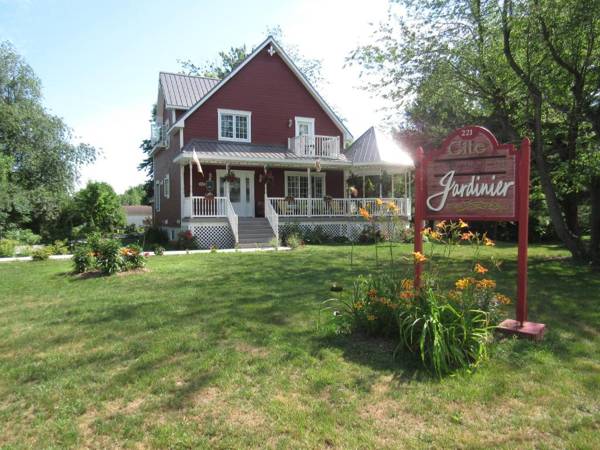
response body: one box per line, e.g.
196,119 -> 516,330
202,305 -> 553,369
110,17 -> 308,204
0,41 -> 96,237
72,181 -> 125,234
349,0 -> 600,263
120,184 -> 149,206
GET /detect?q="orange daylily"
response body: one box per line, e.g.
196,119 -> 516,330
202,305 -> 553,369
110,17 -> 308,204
474,263 -> 488,274
413,251 -> 427,263
359,207 -> 371,220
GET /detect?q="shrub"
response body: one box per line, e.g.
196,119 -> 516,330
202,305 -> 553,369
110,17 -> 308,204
177,230 -> 197,250
285,233 -> 303,249
268,237 -> 280,249
72,245 -> 96,273
303,225 -> 329,244
120,244 -> 146,270
96,238 -> 123,275
0,239 -> 17,257
145,226 -> 169,246
49,240 -> 69,255
153,245 -> 165,256
31,247 -> 52,261
4,229 -> 42,245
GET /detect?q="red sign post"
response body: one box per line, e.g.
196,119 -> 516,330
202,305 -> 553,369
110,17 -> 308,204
414,126 -> 545,340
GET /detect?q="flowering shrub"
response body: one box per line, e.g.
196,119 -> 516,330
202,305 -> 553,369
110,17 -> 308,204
324,209 -> 511,376
177,230 -> 197,250
72,235 -> 147,275
72,245 -> 96,273
120,244 -> 146,270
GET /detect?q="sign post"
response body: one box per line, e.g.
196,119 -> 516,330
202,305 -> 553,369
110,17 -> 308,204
413,126 -> 545,340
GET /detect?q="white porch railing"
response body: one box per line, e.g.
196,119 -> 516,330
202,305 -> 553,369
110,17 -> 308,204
191,196 -> 227,217
265,193 -> 279,243
288,135 -> 340,158
185,196 -> 238,243
225,198 -> 239,244
268,197 -> 410,218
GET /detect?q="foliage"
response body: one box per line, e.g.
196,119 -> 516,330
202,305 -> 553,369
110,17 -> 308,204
144,226 -> 169,247
285,233 -> 303,250
0,239 -> 16,257
348,0 -> 600,263
71,182 -> 126,235
95,238 -> 123,275
72,244 -> 96,274
48,240 -> 69,255
120,184 -> 150,206
0,41 -> 96,237
176,230 -> 197,250
120,244 -> 146,270
153,245 -> 165,256
31,247 -> 51,261
3,228 -> 41,245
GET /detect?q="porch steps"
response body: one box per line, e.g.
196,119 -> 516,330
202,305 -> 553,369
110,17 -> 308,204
237,218 -> 276,248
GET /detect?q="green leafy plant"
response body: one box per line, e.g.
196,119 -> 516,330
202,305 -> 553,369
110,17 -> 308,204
0,239 -> 17,257
31,247 -> 52,261
120,244 -> 146,270
153,245 -> 165,256
49,240 -> 69,255
285,233 -> 303,250
72,245 -> 96,274
4,229 -> 42,245
95,238 -> 123,275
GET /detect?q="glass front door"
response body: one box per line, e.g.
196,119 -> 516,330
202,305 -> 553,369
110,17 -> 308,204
217,169 -> 255,217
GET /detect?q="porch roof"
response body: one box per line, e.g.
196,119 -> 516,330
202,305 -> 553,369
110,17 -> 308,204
344,127 -> 414,168
174,139 -> 351,168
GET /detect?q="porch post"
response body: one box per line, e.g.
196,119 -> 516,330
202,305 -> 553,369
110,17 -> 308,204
189,161 -> 193,217
362,175 -> 366,208
180,164 -> 184,219
307,167 -> 312,217
226,163 -> 230,200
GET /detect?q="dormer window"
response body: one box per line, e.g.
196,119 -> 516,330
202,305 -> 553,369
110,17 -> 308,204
218,109 -> 251,142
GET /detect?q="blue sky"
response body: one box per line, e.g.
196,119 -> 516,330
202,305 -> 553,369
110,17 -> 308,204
1,0 -> 392,193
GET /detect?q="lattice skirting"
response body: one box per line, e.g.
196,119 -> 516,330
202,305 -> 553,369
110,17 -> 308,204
279,220 -> 408,242
187,224 -> 235,249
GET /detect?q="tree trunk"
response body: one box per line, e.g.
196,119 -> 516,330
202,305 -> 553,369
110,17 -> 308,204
590,176 -> 600,265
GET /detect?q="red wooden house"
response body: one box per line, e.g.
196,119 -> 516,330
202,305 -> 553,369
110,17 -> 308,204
151,37 -> 413,248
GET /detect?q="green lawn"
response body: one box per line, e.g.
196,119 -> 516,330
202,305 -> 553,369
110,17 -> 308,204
0,244 -> 599,449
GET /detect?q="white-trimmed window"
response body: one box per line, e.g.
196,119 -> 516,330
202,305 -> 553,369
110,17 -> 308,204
163,174 -> 170,199
284,171 -> 325,198
154,181 -> 161,212
218,109 -> 251,142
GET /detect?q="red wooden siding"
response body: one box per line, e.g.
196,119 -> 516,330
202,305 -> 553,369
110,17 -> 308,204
183,48 -> 344,146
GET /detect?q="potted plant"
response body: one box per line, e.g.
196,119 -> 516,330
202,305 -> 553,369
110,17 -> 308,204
285,195 -> 295,203
225,169 -> 236,183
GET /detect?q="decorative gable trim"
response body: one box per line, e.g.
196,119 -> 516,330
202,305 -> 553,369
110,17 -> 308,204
172,36 -> 352,141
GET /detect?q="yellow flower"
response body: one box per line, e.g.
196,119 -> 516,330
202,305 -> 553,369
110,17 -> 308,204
359,207 -> 371,220
496,294 -> 512,305
476,279 -> 496,290
458,219 -> 469,228
429,230 -> 442,241
474,263 -> 488,274
483,235 -> 495,247
387,201 -> 398,212
436,220 -> 446,229
455,277 -> 475,290
413,251 -> 427,263
422,227 -> 432,236
401,278 -> 413,290
367,314 -> 376,321
355,301 -> 364,310
375,198 -> 383,206
367,288 -> 378,299
447,290 -> 461,301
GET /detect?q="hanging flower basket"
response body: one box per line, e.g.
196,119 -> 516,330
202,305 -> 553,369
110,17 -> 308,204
285,196 -> 295,203
323,195 -> 333,203
225,170 -> 237,183
259,172 -> 274,185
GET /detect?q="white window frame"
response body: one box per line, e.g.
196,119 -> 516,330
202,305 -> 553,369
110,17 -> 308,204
295,117 -> 315,137
218,109 -> 252,143
163,174 -> 170,199
155,181 -> 161,212
284,171 -> 326,198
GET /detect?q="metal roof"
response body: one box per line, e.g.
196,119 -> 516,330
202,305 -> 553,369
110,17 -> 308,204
178,139 -> 350,165
344,127 -> 414,167
122,205 -> 152,215
159,72 -> 219,109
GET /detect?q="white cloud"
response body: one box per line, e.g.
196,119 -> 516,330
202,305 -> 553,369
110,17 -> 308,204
74,103 -> 149,194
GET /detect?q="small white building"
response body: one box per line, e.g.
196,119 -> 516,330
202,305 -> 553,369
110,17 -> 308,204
123,205 -> 152,228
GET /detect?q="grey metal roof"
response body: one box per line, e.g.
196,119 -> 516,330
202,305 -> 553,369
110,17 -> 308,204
122,205 -> 152,215
181,139 -> 350,163
159,72 -> 219,109
345,127 -> 413,167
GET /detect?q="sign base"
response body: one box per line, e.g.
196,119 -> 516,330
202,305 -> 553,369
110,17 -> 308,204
496,319 -> 546,341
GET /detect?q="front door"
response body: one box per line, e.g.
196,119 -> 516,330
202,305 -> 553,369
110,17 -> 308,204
217,169 -> 255,217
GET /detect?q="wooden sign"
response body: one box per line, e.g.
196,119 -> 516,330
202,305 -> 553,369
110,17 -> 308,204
413,126 -> 545,340
424,126 -> 517,221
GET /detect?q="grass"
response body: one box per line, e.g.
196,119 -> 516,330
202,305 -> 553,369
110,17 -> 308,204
0,243 -> 599,449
